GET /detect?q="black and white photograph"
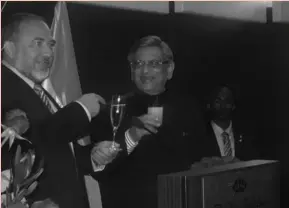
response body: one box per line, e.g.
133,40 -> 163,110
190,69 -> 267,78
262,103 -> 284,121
1,1 -> 288,208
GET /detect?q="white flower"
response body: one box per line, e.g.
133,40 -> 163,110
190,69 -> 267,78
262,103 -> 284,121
1,169 -> 11,193
1,125 -> 31,149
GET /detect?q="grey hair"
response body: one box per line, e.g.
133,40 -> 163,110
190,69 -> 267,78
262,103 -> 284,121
127,35 -> 173,62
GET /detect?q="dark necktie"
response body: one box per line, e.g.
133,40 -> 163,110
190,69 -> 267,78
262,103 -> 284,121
34,84 -> 55,114
222,131 -> 233,156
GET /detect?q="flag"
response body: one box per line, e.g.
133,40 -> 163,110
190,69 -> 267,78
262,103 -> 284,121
44,1 -> 81,105
42,1 -> 90,145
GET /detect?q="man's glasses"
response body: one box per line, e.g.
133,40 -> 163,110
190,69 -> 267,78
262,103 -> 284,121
130,60 -> 170,71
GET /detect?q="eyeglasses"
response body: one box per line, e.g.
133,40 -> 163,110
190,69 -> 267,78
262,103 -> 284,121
213,102 -> 234,109
130,60 -> 170,71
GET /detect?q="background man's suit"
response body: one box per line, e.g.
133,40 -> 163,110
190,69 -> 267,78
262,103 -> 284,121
202,116 -> 259,161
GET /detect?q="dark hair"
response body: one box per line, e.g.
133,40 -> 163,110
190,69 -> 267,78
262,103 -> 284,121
206,84 -> 236,106
127,35 -> 173,62
2,13 -> 46,45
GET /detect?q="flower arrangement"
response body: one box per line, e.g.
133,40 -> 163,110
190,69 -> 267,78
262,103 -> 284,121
1,144 -> 44,208
1,109 -> 58,208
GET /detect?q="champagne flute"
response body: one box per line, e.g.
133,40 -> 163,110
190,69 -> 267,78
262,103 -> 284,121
110,94 -> 126,151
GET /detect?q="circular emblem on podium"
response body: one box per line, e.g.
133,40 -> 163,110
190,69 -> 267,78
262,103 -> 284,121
232,178 -> 247,193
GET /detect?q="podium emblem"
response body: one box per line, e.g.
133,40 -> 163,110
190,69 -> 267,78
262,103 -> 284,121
232,178 -> 247,193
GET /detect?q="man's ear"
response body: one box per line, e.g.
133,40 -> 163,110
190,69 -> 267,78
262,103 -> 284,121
3,41 -> 16,59
167,61 -> 175,80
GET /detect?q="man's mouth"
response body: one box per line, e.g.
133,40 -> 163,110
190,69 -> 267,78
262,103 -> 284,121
44,57 -> 53,65
140,76 -> 155,83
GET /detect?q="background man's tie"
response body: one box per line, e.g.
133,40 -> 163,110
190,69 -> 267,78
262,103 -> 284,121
222,131 -> 233,156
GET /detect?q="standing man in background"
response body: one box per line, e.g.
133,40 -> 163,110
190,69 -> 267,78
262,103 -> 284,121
202,85 -> 259,161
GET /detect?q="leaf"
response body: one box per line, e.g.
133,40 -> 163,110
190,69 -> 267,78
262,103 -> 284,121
6,188 -> 12,206
9,135 -> 16,149
16,185 -> 20,197
25,181 -> 38,196
12,145 -> 22,191
14,145 -> 22,167
18,157 -> 44,192
14,188 -> 27,203
19,150 -> 35,180
19,168 -> 43,190
9,168 -> 13,193
13,162 -> 27,190
30,158 -> 44,180
36,158 -> 44,172
25,152 -> 33,178
31,151 -> 36,168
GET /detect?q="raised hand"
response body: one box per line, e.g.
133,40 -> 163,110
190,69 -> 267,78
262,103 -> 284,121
77,93 -> 106,118
128,114 -> 162,143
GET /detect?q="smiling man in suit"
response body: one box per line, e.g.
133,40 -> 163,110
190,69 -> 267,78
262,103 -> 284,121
97,36 -> 207,208
1,13 -> 120,208
202,85 -> 258,161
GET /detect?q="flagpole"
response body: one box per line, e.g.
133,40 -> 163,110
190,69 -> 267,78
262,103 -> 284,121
1,1 -> 8,12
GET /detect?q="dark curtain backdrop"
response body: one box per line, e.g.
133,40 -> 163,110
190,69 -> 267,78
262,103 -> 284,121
2,1 -> 288,204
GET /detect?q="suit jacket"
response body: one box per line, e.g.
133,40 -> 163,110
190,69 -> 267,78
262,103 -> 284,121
96,89 -> 207,208
202,117 -> 259,161
1,65 -> 92,208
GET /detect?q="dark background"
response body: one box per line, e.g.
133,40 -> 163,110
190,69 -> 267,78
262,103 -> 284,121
2,1 -> 288,206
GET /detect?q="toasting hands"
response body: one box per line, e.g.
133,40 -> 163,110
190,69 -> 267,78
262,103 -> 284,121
128,114 -> 162,143
91,141 -> 122,166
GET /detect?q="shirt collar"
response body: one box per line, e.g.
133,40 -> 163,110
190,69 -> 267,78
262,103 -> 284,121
2,60 -> 35,89
211,120 -> 233,134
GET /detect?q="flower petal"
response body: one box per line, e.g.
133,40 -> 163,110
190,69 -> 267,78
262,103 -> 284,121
1,169 -> 11,193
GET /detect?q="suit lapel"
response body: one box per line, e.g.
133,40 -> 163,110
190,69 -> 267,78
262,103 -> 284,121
232,121 -> 245,157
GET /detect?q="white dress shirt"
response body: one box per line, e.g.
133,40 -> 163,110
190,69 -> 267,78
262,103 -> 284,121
211,121 -> 235,157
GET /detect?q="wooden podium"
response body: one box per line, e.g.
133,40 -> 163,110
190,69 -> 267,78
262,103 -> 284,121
158,160 -> 280,208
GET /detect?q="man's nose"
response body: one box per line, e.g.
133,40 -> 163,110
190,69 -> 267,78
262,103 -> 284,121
42,43 -> 53,57
142,64 -> 150,74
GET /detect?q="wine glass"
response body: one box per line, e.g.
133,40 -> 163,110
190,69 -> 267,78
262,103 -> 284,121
110,94 -> 126,151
